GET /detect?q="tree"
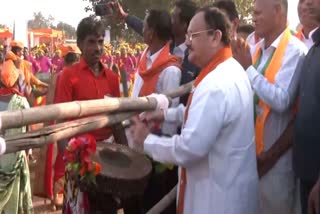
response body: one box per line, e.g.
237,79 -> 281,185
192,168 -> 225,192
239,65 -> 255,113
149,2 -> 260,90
234,0 -> 254,24
84,0 -> 172,42
0,24 -> 7,29
27,12 -> 76,39
83,0 -> 254,41
28,12 -> 55,29
56,22 -> 76,39
194,0 -> 215,7
193,0 -> 254,24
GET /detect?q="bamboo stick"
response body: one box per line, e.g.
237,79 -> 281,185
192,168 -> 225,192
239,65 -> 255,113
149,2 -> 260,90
0,97 -> 157,130
3,81 -> 194,153
165,81 -> 193,99
5,112 -> 137,154
146,185 -> 177,214
0,81 -> 193,130
111,123 -> 128,145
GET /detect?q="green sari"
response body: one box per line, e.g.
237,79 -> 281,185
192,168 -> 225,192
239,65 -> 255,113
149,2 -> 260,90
0,94 -> 33,214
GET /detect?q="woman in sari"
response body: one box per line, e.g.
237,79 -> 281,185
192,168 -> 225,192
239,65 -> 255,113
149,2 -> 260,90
0,54 -> 33,213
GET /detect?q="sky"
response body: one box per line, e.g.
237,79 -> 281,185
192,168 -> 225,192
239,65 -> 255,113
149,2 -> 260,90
1,0 -> 300,29
0,0 -> 92,28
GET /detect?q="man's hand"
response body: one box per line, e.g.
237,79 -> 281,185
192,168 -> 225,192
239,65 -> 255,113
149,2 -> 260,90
109,1 -> 128,20
139,109 -> 165,124
257,121 -> 294,178
257,152 -> 274,178
14,58 -> 21,69
308,178 -> 320,214
38,81 -> 49,88
231,37 -> 252,70
147,93 -> 170,111
129,116 -> 150,151
33,89 -> 47,97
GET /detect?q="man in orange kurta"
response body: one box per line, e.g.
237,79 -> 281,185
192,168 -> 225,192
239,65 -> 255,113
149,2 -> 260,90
10,41 -> 48,98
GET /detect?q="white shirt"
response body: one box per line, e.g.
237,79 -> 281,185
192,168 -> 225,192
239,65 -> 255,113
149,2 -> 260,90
144,58 -> 258,214
300,27 -> 319,50
173,43 -> 187,59
247,32 -> 261,47
247,31 -> 307,173
132,46 -> 181,136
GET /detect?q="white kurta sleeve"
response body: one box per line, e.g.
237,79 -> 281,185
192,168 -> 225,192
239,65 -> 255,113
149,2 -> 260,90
157,66 -> 182,136
157,65 -> 182,107
144,82 -> 226,168
246,51 -> 305,113
165,104 -> 186,126
131,72 -> 143,98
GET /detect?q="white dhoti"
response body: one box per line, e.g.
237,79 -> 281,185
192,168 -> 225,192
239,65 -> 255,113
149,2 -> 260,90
258,160 -> 301,214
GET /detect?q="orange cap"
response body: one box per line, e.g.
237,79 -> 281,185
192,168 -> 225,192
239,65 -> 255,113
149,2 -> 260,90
0,60 -> 19,88
60,44 -> 81,57
10,40 -> 24,49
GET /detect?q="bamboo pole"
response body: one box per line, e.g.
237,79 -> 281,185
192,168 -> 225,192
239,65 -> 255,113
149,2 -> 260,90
146,185 -> 177,214
0,81 -> 193,130
111,123 -> 128,145
5,112 -> 137,154
0,97 -> 157,130
165,81 -> 193,99
3,81 -> 194,154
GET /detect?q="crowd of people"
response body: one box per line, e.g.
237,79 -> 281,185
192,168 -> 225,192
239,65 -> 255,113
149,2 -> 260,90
0,40 -> 145,91
0,0 -> 319,213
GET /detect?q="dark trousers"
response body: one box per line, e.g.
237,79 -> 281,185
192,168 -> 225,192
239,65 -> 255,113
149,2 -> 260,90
300,179 -> 318,214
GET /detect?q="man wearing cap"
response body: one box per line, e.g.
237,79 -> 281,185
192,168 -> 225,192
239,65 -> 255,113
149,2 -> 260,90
52,50 -> 64,73
23,47 -> 40,74
36,49 -> 52,78
10,41 -> 48,98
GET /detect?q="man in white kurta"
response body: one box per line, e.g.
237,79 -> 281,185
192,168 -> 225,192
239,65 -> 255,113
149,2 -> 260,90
248,31 -> 306,214
132,47 -> 181,136
130,8 -> 258,214
232,0 -> 307,213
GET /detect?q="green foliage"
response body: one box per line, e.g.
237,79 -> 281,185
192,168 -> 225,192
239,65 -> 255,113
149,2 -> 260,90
56,22 -> 77,39
234,0 -> 254,24
0,24 -> 8,29
27,12 -> 76,39
27,12 -> 55,29
84,0 -> 172,42
193,0 -> 254,24
194,0 -> 215,7
83,0 -> 254,41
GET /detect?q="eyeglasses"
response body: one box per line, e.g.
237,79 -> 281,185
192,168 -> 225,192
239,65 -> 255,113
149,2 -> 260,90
185,29 -> 215,42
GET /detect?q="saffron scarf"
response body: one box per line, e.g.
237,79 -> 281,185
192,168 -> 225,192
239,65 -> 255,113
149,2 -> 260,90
177,47 -> 233,214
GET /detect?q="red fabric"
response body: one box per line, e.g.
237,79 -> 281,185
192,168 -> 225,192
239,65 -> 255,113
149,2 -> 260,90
49,57 -> 120,199
54,57 -> 120,140
53,152 -> 65,183
254,33 -> 260,45
45,143 -> 54,198
295,27 -> 304,41
0,87 -> 24,97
